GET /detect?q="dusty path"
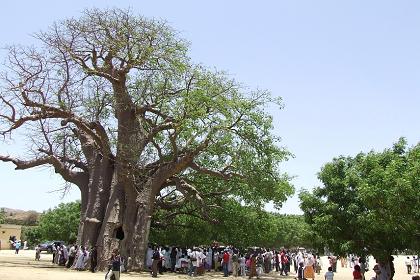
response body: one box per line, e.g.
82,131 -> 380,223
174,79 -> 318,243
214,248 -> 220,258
0,250 -> 417,280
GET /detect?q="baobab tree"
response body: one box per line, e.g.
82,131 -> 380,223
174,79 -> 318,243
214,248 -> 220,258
0,8 -> 293,270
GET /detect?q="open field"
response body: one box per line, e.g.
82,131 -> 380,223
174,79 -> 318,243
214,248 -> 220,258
0,250 -> 417,280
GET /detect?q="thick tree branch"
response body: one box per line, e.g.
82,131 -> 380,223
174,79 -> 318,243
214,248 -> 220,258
189,162 -> 243,180
0,155 -> 88,188
38,148 -> 88,172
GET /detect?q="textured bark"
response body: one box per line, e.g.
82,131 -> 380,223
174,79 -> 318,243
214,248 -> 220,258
96,178 -> 125,270
76,151 -> 114,247
121,188 -> 154,271
82,156 -> 114,245
77,186 -> 89,243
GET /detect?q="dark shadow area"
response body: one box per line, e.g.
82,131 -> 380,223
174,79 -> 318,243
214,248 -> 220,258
115,225 -> 125,240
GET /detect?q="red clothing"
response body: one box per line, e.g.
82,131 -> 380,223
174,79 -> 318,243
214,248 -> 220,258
353,270 -> 362,279
281,253 -> 288,264
223,252 -> 229,263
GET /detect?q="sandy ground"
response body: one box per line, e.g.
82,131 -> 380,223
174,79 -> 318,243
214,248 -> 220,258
0,250 -> 418,280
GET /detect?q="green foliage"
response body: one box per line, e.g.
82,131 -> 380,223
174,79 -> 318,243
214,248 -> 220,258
38,201 -> 81,243
150,199 -> 312,249
21,226 -> 42,248
0,9 -> 295,263
300,138 -> 420,258
0,208 -> 5,224
272,214 -> 314,249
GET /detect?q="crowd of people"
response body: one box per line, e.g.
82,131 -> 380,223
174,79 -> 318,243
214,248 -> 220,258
29,242 -> 420,280
405,256 -> 419,274
146,246 -> 420,280
144,245 -> 322,279
35,243 -> 98,272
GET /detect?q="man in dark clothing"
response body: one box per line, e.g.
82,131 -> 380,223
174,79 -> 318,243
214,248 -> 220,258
170,247 -> 177,272
105,249 -> 121,280
90,246 -> 98,272
152,247 -> 161,277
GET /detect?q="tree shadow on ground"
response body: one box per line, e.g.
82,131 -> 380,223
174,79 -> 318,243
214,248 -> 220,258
0,259 -> 67,270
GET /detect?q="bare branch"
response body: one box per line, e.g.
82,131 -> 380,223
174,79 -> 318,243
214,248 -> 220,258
0,154 -> 88,188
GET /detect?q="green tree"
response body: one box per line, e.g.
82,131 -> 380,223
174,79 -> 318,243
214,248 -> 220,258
272,214 -> 313,249
21,226 -> 42,248
300,138 -> 420,259
0,208 -> 5,224
0,8 -> 292,270
38,201 -> 80,244
151,199 -> 313,249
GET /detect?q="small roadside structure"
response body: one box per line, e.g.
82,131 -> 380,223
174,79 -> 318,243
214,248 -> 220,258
0,224 -> 22,249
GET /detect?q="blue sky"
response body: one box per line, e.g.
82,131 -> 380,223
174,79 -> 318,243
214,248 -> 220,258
0,1 -> 419,213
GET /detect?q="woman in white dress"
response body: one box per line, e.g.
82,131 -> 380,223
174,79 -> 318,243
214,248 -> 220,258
75,246 -> 88,270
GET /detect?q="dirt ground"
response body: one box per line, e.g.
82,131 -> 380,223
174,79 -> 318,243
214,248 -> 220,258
0,250 -> 417,280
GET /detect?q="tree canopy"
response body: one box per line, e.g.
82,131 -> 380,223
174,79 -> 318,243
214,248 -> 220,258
300,138 -> 420,258
0,8 -> 292,270
38,201 -> 81,243
0,208 -> 5,224
151,200 -> 312,249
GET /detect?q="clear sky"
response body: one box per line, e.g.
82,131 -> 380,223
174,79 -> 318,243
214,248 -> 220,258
0,1 -> 419,214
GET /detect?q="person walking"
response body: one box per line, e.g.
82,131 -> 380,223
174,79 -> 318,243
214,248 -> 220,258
412,256 -> 418,273
152,247 -> 161,277
304,254 -> 315,280
406,257 -> 412,274
105,249 -> 121,280
15,240 -> 21,254
35,245 -> 41,260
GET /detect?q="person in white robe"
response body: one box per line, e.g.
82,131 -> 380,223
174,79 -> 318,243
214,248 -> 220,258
146,246 -> 153,269
205,248 -> 213,270
75,246 -> 88,270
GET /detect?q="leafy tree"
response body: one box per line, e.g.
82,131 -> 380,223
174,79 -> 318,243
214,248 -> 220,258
21,226 -> 42,248
0,8 -> 292,270
0,208 -> 5,224
151,199 -> 313,249
38,201 -> 80,244
300,138 -> 420,259
272,214 -> 313,249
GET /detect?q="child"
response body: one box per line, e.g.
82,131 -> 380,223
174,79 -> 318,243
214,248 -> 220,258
353,264 -> 362,280
35,245 -> 41,261
325,266 -> 334,280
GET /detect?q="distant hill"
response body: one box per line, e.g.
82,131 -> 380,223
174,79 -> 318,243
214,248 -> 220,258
1,207 -> 40,226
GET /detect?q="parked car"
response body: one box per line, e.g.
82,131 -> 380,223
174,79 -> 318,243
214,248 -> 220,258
38,241 -> 65,253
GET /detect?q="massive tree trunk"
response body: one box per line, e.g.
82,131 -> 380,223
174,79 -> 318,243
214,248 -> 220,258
78,153 -> 114,247
120,187 -> 154,271
94,178 -> 155,271
96,176 -> 125,270
92,76 -> 154,270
